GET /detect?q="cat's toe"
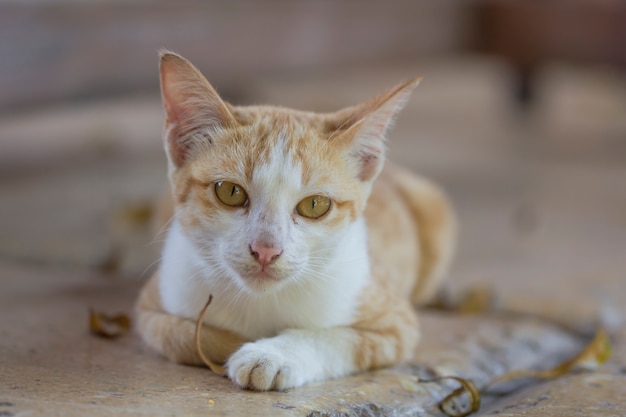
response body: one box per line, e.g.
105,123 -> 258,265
227,342 -> 301,391
235,358 -> 280,391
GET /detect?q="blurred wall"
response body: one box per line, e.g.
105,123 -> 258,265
0,0 -> 471,113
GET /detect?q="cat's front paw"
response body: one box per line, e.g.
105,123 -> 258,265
226,341 -> 305,391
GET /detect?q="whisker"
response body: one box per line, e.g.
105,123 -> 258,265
138,256 -> 163,280
147,213 -> 176,246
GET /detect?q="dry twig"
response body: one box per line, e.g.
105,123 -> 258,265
195,294 -> 227,375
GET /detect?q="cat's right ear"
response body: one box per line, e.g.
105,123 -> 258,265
159,51 -> 237,167
328,77 -> 420,182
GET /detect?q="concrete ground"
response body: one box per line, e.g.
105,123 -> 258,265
1,56 -> 626,416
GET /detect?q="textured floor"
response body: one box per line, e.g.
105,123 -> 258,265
1,57 -> 626,416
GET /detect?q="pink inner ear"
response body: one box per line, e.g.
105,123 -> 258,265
354,145 -> 383,181
161,95 -> 196,168
165,124 -> 194,167
162,89 -> 185,129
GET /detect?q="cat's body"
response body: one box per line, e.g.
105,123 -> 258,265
136,52 -> 455,391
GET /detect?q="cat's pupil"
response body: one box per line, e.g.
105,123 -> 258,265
311,198 -> 317,209
231,186 -> 237,197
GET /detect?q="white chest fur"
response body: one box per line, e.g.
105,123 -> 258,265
159,219 -> 370,340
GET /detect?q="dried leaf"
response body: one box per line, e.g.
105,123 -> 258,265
423,329 -> 610,416
89,309 -> 131,339
195,294 -> 227,375
422,376 -> 481,417
113,201 -> 154,230
440,376 -> 481,417
569,328 -> 612,370
485,328 -> 611,389
456,287 -> 495,314
427,286 -> 495,314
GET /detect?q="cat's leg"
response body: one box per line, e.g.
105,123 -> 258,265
226,287 -> 419,391
390,166 -> 457,305
135,271 -> 246,366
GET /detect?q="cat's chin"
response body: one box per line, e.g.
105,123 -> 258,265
238,270 -> 286,293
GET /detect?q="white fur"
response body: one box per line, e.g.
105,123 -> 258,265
227,327 -> 362,390
160,216 -> 370,340
160,213 -> 371,389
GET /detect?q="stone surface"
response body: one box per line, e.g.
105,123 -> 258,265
480,373 -> 626,417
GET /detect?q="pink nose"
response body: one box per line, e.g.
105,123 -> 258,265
250,241 -> 283,269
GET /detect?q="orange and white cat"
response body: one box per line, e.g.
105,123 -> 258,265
136,51 -> 456,391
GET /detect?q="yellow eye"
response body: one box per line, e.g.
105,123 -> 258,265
296,195 -> 331,219
215,181 -> 248,207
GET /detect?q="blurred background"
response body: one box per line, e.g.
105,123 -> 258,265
1,0 -> 625,308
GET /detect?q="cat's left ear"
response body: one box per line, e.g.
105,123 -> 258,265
159,51 -> 237,168
330,77 -> 421,182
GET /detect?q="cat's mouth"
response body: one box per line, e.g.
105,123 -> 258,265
238,267 -> 284,290
230,257 -> 302,292
247,269 -> 279,280
239,274 -> 284,294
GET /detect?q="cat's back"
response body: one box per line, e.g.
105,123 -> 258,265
365,164 -> 456,305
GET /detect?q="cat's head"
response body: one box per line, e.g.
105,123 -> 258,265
159,51 -> 419,294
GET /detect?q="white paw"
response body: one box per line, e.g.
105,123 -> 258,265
226,341 -> 305,391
